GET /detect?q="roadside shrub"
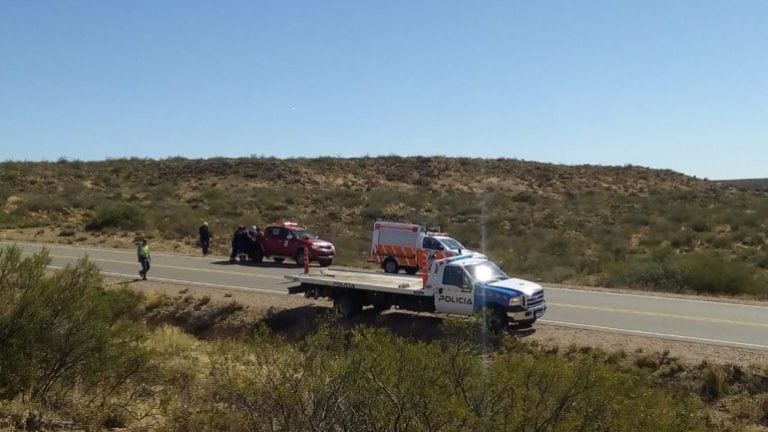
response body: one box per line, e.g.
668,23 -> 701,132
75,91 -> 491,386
0,246 -> 148,401
14,194 -> 68,214
151,205 -> 200,239
681,253 -> 762,295
607,252 -> 764,295
162,323 -> 706,431
606,257 -> 688,292
85,203 -> 145,231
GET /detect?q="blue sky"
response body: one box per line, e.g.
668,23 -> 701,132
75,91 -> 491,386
1,1 -> 766,179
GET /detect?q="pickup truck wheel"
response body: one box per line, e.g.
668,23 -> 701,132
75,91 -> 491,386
383,258 -> 399,274
273,257 -> 285,264
484,307 -> 509,333
295,250 -> 305,267
318,258 -> 332,267
334,295 -> 362,319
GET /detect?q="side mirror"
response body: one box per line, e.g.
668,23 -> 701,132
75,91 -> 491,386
460,277 -> 473,292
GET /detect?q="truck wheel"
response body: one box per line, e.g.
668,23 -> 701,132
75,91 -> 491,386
295,250 -> 305,267
319,258 -> 332,267
273,257 -> 285,264
383,258 -> 399,274
484,307 -> 509,333
404,266 -> 418,275
334,295 -> 362,319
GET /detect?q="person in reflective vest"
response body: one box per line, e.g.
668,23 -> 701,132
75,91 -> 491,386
137,239 -> 151,280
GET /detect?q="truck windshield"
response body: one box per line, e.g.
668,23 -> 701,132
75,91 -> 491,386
294,230 -> 318,239
437,237 -> 465,250
465,262 -> 508,283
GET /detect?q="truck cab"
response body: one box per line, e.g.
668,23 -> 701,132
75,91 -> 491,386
427,255 -> 546,327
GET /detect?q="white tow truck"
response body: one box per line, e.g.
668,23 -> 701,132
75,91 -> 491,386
286,254 -> 547,329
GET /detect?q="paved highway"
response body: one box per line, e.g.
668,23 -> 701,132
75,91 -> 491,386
5,240 -> 768,351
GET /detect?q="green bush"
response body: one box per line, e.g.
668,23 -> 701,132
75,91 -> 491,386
607,251 -> 765,295
14,194 -> 68,214
85,203 -> 146,231
680,253 -> 763,295
160,322 -> 706,431
0,246 -> 148,401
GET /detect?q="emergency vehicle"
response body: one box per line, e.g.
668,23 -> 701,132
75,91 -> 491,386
286,254 -> 546,330
369,221 -> 484,274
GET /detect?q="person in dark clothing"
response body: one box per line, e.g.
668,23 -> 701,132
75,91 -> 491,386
230,225 -> 249,261
199,221 -> 213,256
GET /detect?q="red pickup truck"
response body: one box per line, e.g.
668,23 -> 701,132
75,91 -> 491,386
253,222 -> 335,267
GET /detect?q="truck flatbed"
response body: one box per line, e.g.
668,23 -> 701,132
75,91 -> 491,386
286,270 -> 428,296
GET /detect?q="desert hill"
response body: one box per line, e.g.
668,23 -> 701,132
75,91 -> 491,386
1,156 -> 765,293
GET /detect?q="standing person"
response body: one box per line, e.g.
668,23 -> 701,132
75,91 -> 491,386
199,221 -> 213,256
137,239 -> 151,280
230,225 -> 247,261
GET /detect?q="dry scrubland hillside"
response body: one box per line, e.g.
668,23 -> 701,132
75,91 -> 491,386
2,156 -> 768,294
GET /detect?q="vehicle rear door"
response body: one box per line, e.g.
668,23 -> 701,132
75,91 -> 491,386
263,227 -> 283,255
434,265 -> 475,315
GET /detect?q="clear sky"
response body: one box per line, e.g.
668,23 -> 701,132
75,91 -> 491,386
1,1 -> 766,179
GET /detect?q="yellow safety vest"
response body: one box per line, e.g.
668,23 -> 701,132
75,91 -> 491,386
139,245 -> 150,258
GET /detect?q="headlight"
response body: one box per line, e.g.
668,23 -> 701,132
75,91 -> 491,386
311,244 -> 321,250
508,296 -> 526,307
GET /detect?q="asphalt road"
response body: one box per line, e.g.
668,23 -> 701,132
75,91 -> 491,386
5,240 -> 768,351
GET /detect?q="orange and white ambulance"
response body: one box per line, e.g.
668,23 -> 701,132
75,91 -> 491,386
369,221 -> 484,274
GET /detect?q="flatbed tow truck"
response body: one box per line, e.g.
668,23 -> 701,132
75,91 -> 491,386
286,254 -> 546,329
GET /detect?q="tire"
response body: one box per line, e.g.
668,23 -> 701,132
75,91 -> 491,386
484,307 -> 509,333
295,249 -> 305,267
319,258 -> 332,267
273,257 -> 285,264
404,266 -> 418,275
334,294 -> 362,319
383,258 -> 399,274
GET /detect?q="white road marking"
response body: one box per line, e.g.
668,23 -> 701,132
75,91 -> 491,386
540,319 -> 768,351
24,251 -> 288,280
549,302 -> 768,328
46,265 -> 291,295
545,285 -> 768,309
